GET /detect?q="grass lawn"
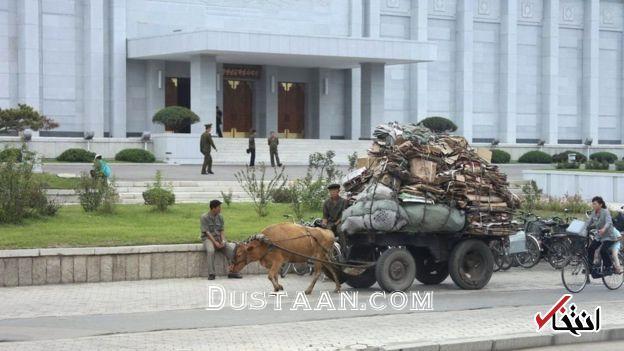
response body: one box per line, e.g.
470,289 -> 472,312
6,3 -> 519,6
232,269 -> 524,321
34,173 -> 80,189
0,203 -> 320,250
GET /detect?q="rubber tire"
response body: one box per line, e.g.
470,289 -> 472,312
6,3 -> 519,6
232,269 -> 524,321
375,248 -> 416,292
345,268 -> 377,288
415,257 -> 449,285
449,239 -> 494,290
514,235 -> 541,269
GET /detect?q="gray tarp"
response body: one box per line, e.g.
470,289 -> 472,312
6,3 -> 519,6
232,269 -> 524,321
402,203 -> 465,233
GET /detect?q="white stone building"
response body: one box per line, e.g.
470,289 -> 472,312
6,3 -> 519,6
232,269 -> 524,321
0,0 -> 623,146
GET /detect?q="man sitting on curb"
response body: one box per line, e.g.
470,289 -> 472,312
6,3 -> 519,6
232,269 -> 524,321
200,199 -> 242,280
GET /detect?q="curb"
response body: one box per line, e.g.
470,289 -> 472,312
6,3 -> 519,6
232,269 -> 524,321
381,325 -> 624,351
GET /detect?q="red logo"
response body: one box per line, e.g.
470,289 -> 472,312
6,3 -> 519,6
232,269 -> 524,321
535,294 -> 601,337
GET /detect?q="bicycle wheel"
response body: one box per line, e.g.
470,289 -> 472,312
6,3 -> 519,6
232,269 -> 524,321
561,255 -> 589,293
514,235 -> 541,269
490,242 -> 503,272
548,239 -> 570,269
279,263 -> 291,278
292,262 -> 311,275
602,253 -> 624,290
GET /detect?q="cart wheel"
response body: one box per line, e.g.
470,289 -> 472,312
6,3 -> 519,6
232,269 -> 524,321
375,248 -> 416,292
345,268 -> 376,289
449,239 -> 494,290
415,257 -> 449,285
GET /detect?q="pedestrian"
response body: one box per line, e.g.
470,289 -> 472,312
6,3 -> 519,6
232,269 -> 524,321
200,124 -> 217,175
268,131 -> 283,167
200,199 -> 242,280
586,196 -> 622,276
247,129 -> 256,167
216,106 -> 223,138
322,183 -> 349,249
91,154 -> 111,183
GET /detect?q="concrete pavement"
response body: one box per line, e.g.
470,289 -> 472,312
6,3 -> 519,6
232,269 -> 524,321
1,264 -> 623,350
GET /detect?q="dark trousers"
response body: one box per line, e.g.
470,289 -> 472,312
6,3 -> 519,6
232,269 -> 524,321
216,125 -> 223,138
270,150 -> 281,167
201,153 -> 212,173
588,240 -> 615,269
249,148 -> 256,166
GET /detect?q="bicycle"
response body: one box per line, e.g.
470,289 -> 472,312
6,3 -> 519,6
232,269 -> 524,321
524,213 -> 574,269
561,229 -> 624,293
278,215 -> 318,278
511,211 -> 542,269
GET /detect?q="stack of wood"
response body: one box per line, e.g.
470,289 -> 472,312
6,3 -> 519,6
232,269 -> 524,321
347,123 -> 520,236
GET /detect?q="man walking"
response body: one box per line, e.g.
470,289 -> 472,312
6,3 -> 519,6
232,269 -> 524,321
200,124 -> 217,175
216,106 -> 223,138
268,131 -> 283,167
200,200 -> 242,280
248,129 -> 256,167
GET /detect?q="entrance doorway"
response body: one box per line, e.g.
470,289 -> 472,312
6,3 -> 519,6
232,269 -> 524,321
165,77 -> 191,133
223,79 -> 253,137
278,82 -> 305,138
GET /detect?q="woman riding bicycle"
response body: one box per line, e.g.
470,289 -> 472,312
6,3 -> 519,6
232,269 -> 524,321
586,196 -> 622,276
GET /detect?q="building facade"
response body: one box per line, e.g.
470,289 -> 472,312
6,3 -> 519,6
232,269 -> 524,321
0,0 -> 623,145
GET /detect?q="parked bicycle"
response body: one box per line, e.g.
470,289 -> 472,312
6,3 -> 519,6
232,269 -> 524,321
521,211 -> 575,269
511,211 -> 541,269
561,229 -> 624,293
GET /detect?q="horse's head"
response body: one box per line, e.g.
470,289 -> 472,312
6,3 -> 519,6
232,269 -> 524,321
230,234 -> 268,273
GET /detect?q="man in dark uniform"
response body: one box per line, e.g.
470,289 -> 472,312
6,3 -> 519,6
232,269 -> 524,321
248,129 -> 256,167
215,106 -> 223,138
322,183 -> 349,249
200,124 -> 217,174
268,131 -> 283,167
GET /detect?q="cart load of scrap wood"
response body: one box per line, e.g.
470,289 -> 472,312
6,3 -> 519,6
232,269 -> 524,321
340,122 -> 521,236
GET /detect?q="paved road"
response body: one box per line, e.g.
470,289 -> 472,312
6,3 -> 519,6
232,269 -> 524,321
524,340 -> 624,351
42,163 -> 553,182
0,263 -> 622,350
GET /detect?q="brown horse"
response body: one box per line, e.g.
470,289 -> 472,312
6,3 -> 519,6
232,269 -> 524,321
231,222 -> 341,295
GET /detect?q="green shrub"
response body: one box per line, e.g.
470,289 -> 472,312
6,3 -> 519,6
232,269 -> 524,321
142,171 -> 175,212
0,154 -> 59,223
615,161 -> 624,171
536,194 -> 590,214
491,149 -> 511,164
589,151 -> 618,164
556,162 -> 580,169
585,160 -> 609,170
57,148 -> 96,162
75,173 -> 118,213
518,150 -> 552,164
0,147 -> 22,162
221,189 -> 233,207
271,187 -> 294,203
347,152 -> 358,171
521,180 -> 542,213
234,164 -> 287,217
115,148 -> 155,163
552,150 -> 587,164
417,116 -> 458,134
152,106 -> 200,131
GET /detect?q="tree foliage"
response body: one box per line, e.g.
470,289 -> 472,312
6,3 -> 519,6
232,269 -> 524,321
0,104 -> 58,133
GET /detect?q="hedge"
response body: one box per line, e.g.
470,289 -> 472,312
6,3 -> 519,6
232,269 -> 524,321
589,152 -> 618,164
518,150 -> 552,164
491,149 -> 511,164
57,148 -> 96,162
556,162 -> 580,169
416,116 -> 458,134
552,150 -> 587,164
152,106 -> 200,131
615,161 -> 624,171
585,160 -> 609,170
115,148 -> 155,163
0,147 -> 22,162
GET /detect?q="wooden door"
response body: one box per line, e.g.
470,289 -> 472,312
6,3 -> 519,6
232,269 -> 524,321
223,80 -> 253,134
278,82 -> 305,135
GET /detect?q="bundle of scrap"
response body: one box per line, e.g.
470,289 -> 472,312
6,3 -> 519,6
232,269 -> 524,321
346,122 -> 521,236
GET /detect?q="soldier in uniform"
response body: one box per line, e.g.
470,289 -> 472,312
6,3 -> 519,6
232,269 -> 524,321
215,106 -> 223,138
248,129 -> 256,167
268,131 -> 283,167
200,124 -> 217,174
200,199 -> 242,280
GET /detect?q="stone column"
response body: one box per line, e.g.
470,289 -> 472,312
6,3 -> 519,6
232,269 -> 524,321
363,0 -> 380,38
456,0 -> 473,142
361,62 -> 385,138
259,66 -> 278,137
500,0 -> 518,143
83,0 -> 105,137
17,0 -> 41,111
110,0 -> 127,137
410,0 -> 428,122
345,68 -> 361,140
145,60 -> 165,132
190,55 -> 217,134
583,0 -> 600,144
317,68 -> 332,139
542,0 -> 559,144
